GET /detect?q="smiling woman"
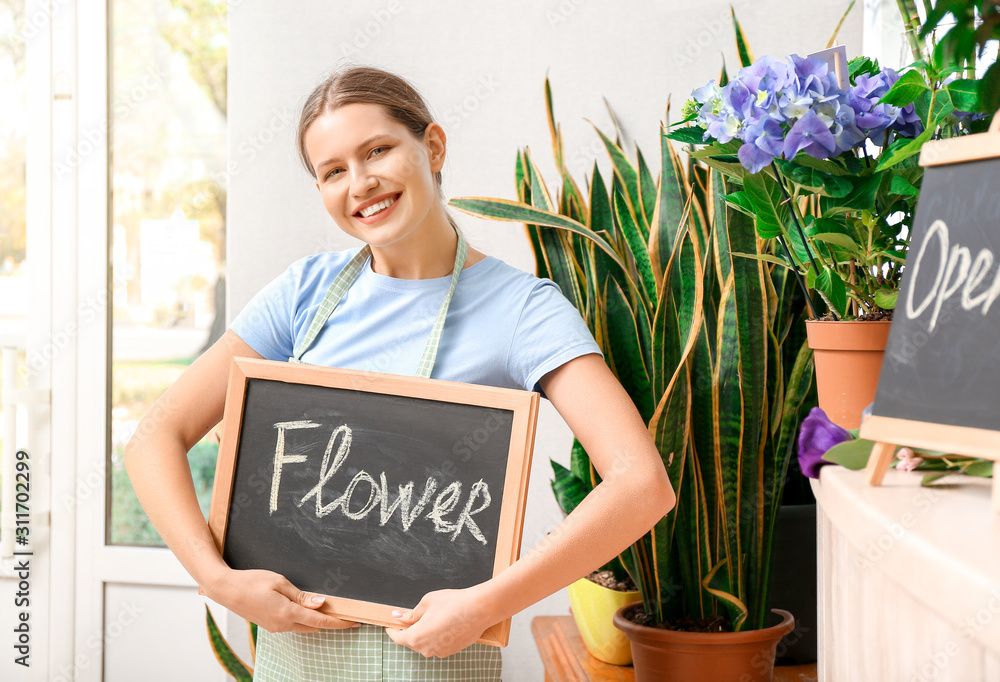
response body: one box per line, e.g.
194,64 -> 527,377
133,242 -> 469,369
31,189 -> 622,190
124,65 -> 674,681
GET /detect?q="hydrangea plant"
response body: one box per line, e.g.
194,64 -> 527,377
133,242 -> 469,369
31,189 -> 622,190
671,51 -> 991,319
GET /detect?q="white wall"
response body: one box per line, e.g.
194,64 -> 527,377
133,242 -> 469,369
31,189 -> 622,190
226,1 -> 862,679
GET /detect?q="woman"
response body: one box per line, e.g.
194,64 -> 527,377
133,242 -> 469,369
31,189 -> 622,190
125,66 -> 674,681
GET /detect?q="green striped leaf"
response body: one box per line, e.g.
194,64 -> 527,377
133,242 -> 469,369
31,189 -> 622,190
637,146 -> 658,230
603,278 -> 654,423
593,124 -> 644,239
612,179 -> 657,309
551,459 -> 587,515
731,8 -> 755,68
651,130 -> 688,283
450,198 -> 626,271
206,606 -> 253,681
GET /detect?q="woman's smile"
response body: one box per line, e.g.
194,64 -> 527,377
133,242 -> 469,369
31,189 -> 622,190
354,191 -> 402,223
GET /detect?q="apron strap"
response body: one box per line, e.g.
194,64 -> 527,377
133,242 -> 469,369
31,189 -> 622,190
415,233 -> 466,378
290,232 -> 468,380
290,245 -> 371,363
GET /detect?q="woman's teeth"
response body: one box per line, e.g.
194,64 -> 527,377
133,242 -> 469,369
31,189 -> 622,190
359,196 -> 397,218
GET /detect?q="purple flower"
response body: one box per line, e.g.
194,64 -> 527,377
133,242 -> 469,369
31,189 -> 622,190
783,109 -> 837,160
738,115 -> 785,172
848,68 -> 924,142
788,54 -> 838,99
738,55 -> 795,95
738,141 -> 776,174
689,54 -> 921,172
815,96 -> 866,154
798,407 -> 852,478
723,80 -> 755,120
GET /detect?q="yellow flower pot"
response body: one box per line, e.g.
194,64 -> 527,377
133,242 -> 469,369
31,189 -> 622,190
567,576 -> 640,665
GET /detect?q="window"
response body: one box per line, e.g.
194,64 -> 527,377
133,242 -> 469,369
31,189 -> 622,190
0,0 -> 28,484
108,0 -> 227,545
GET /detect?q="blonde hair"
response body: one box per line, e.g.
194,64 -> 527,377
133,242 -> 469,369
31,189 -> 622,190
297,66 -> 443,187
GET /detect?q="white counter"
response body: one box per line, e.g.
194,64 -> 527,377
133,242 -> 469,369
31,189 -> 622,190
813,465 -> 1000,681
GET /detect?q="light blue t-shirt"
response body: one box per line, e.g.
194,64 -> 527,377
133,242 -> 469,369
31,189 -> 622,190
229,248 -> 601,393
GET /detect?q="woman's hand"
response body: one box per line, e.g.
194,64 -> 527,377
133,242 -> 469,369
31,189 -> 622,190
385,584 -> 496,657
205,566 -> 360,633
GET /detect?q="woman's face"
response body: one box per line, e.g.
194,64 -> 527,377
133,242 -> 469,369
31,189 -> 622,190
305,102 -> 446,250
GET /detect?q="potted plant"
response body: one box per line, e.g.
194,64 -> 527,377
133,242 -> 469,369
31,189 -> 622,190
451,74 -> 815,679
668,8 -> 993,429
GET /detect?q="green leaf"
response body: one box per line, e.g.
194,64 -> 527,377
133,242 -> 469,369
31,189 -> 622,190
811,232 -> 860,252
874,129 -> 932,171
612,179 -> 658,306
921,472 -> 950,486
603,277 -> 655,422
722,190 -> 754,216
731,7 -> 754,68
593,125 -> 643,231
653,130 -> 688,272
703,558 -> 749,630
963,460 -> 995,478
825,0 -> 856,49
848,56 -> 880,85
873,289 -> 898,310
206,606 -> 253,681
979,61 -> 1000,114
808,267 -> 848,318
794,154 -> 852,176
879,69 -> 930,107
569,438 -> 592,483
741,172 -> 789,239
889,174 -> 920,196
823,438 -> 877,470
946,78 -> 980,112
637,147 -> 658,229
449,197 -> 626,270
550,459 -> 588,515
667,125 -> 708,145
732,251 -> 794,269
774,159 -> 852,197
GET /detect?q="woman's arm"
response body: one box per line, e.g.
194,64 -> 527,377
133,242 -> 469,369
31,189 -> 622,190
387,352 -> 674,656
124,330 -> 358,633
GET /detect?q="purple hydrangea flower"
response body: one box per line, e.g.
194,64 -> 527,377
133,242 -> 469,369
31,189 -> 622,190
738,116 -> 785,172
847,68 -> 924,142
797,407 -> 852,478
784,109 -> 837,160
688,54 -> 924,172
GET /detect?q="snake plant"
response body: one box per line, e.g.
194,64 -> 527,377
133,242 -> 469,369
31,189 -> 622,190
450,80 -> 814,631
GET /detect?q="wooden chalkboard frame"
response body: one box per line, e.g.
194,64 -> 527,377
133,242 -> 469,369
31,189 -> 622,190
206,357 -> 540,646
861,112 -> 1000,512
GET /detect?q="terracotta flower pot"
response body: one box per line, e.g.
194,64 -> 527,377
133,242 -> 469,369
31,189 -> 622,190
567,577 -> 640,665
613,603 -> 795,682
805,319 -> 892,430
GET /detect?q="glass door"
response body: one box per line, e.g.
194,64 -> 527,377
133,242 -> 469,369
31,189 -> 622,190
71,0 -> 238,679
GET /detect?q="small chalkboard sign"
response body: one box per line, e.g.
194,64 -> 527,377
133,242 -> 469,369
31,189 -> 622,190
861,113 -> 1000,511
206,357 -> 539,646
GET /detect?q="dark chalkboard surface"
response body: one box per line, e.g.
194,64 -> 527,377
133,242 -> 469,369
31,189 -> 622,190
207,358 -> 539,645
861,121 -> 1000,511
871,157 -> 1000,429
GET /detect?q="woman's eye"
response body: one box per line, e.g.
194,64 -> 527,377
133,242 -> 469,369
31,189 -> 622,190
370,146 -> 389,158
324,167 -> 343,180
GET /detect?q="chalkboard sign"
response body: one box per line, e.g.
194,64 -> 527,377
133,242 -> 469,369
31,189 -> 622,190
206,357 -> 539,646
861,115 -> 1000,511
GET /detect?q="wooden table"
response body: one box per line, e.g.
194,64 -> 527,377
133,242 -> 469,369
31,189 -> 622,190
532,616 -> 633,682
531,616 -> 818,682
